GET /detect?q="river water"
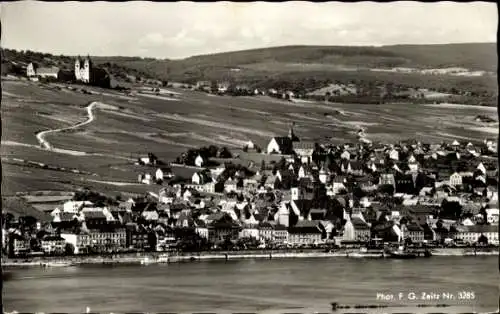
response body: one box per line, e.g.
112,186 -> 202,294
3,256 -> 499,313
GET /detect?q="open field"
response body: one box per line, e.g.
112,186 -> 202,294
2,80 -> 498,197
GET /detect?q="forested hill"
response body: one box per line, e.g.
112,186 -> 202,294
2,43 -> 496,96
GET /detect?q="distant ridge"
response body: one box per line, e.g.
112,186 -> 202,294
86,42 -> 497,81
2,43 -> 496,95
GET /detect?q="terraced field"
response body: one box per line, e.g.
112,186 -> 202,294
1,79 -> 498,196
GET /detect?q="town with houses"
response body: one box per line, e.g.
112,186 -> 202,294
3,120 -> 499,258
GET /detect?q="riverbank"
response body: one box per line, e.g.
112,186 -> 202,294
2,247 -> 498,268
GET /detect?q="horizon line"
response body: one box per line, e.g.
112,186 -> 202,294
3,41 -> 496,61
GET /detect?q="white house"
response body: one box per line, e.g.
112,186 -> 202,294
477,162 -> 487,175
293,142 -> 315,164
274,202 -> 295,227
449,172 -> 463,186
246,140 -> 255,150
63,200 -> 93,213
461,218 -> 475,226
319,166 -> 330,184
342,217 -> 371,241
340,151 -> 350,160
486,208 -> 499,225
239,224 -> 260,240
195,221 -> 209,239
192,173 -> 202,185
139,157 -> 151,165
60,233 -> 90,254
224,178 -> 238,193
183,189 -> 192,201
195,155 -> 205,167
327,181 -> 347,196
453,225 -> 499,245
138,173 -> 153,185
158,188 -> 175,204
26,62 -> 37,77
389,149 -> 399,161
41,235 -> 66,255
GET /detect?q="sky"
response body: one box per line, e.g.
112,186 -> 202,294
1,1 -> 497,59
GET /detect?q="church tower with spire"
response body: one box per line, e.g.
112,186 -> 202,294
288,122 -> 300,142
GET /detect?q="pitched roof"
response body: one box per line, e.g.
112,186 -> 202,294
295,220 -> 320,228
293,141 -> 315,150
59,212 -> 78,222
289,220 -> 321,234
194,219 -> 207,228
205,211 -> 227,222
142,210 -> 159,220
259,221 -> 273,229
349,160 -> 364,171
274,224 -> 288,231
332,176 -> 346,183
406,223 -> 424,232
83,211 -> 107,220
36,67 -> 60,75
42,235 -> 65,241
292,199 -> 314,218
209,220 -> 239,229
460,225 -> 498,233
194,171 -> 212,184
351,217 -> 370,229
272,137 -> 293,154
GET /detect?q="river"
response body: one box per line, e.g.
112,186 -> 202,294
3,257 -> 499,313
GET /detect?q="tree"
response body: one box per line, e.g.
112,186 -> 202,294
19,216 -> 37,231
276,157 -> 287,170
210,81 -> 218,93
260,160 -> 266,172
2,213 -> 15,229
378,184 -> 394,195
324,91 -> 331,102
440,200 -> 462,220
404,237 -> 413,245
65,243 -> 75,255
477,234 -> 488,245
479,207 -> 488,224
400,217 -> 409,225
218,147 -> 232,159
353,186 -> 366,199
208,145 -> 219,157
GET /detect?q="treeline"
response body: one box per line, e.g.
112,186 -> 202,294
174,145 -> 233,166
2,48 -> 73,68
96,61 -> 159,84
254,70 -> 497,98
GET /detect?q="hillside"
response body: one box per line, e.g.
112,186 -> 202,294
2,43 -> 496,97
89,43 -> 497,82
1,49 -> 158,84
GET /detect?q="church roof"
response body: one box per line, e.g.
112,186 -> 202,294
272,137 -> 293,154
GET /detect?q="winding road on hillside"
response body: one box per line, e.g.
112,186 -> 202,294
36,102 -> 99,151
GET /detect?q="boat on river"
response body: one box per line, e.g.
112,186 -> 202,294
347,247 -> 385,258
42,260 -> 75,267
157,254 -> 170,263
140,257 -> 155,265
385,244 -> 418,259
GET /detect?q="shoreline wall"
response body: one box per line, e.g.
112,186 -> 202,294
3,248 -> 498,268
